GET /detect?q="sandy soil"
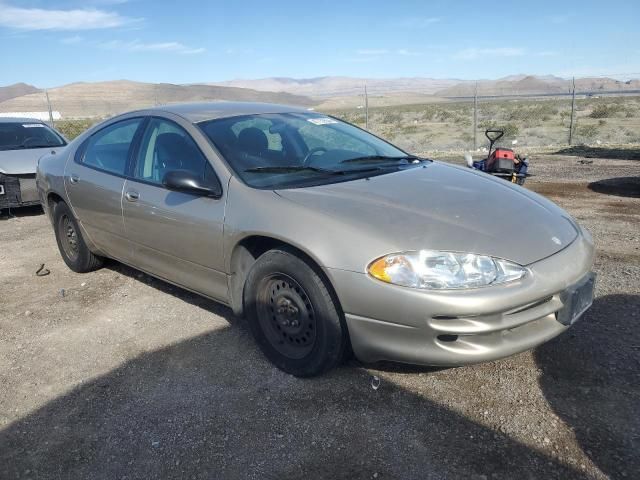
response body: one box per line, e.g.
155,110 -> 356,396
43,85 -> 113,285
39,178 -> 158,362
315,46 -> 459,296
1,148 -> 638,479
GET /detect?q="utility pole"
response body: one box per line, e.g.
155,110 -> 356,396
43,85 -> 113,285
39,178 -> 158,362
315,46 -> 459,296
45,90 -> 54,127
473,82 -> 478,150
568,77 -> 576,146
364,84 -> 369,130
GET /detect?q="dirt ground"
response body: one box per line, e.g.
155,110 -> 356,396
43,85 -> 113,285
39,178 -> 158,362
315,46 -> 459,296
1,148 -> 638,480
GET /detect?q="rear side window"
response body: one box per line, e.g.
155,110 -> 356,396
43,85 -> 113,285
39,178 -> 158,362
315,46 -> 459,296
82,118 -> 142,175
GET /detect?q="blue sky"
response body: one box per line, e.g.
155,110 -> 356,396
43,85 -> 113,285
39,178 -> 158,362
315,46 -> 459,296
1,0 -> 639,87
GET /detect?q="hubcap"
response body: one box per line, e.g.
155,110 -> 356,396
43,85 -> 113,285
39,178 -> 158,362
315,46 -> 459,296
59,215 -> 79,261
256,274 -> 316,359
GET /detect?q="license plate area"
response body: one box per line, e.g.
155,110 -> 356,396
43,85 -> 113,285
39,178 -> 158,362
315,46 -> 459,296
557,273 -> 596,326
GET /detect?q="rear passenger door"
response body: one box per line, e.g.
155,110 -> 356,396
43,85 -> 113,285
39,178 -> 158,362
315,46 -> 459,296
121,117 -> 227,301
65,117 -> 144,262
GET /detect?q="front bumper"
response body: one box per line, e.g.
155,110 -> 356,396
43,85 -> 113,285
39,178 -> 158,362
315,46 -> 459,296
325,229 -> 595,366
0,173 -> 39,209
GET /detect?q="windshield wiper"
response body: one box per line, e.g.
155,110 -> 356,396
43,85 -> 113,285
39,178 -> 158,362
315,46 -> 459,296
340,155 -> 422,164
244,165 -> 381,175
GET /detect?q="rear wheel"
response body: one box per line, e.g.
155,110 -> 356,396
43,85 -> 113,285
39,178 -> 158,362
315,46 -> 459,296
244,249 -> 348,377
53,201 -> 104,273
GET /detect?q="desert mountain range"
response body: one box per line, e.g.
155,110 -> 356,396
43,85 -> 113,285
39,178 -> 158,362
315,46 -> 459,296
1,75 -> 638,118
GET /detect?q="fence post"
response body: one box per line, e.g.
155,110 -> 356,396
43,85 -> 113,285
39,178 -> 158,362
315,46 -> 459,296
364,84 -> 369,130
568,77 -> 576,145
473,82 -> 478,149
45,90 -> 54,127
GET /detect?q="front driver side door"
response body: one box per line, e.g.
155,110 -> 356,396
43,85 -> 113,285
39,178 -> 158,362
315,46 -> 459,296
121,116 -> 227,301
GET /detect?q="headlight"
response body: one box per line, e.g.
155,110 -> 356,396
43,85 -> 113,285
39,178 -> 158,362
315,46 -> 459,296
367,250 -> 526,290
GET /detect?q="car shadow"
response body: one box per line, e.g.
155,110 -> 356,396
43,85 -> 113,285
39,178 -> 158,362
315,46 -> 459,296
587,177 -> 640,198
535,294 -> 640,479
553,145 -> 640,161
0,263 -> 596,479
0,332 -> 588,480
0,204 -> 43,220
105,261 -> 239,324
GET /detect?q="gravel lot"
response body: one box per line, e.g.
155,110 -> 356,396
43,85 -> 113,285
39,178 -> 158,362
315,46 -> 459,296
1,147 -> 638,480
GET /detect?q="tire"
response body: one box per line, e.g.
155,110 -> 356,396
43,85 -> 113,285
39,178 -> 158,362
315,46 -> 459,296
243,249 -> 349,377
53,201 -> 104,273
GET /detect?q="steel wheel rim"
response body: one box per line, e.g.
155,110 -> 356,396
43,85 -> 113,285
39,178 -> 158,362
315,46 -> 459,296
256,273 -> 317,359
59,214 -> 79,261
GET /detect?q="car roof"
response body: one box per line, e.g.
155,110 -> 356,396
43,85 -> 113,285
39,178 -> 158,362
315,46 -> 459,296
148,101 -> 311,123
0,117 -> 47,124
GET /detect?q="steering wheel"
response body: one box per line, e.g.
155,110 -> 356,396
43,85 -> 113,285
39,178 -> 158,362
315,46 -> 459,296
21,137 -> 40,148
302,147 -> 327,165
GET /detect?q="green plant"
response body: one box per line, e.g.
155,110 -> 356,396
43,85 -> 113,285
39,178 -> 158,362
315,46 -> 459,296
588,104 -> 621,119
55,118 -> 98,139
576,124 -> 598,139
478,120 -> 519,140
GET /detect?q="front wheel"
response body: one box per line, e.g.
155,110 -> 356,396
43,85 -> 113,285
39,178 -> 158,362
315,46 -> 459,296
53,201 -> 104,273
243,249 -> 349,377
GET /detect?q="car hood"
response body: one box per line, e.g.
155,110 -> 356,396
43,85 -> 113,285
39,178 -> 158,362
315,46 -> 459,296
276,162 -> 578,266
0,146 -> 65,175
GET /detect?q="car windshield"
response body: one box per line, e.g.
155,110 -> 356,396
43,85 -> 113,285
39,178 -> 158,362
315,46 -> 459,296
0,122 -> 66,151
198,112 -> 423,189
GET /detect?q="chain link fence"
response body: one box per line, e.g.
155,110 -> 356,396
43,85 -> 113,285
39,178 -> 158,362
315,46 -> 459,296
326,93 -> 640,155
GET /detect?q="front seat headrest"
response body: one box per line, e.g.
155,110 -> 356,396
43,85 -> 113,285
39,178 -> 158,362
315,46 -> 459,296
237,127 -> 268,156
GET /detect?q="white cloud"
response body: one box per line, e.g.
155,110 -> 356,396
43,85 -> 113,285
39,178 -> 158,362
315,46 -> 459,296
355,48 -> 422,57
61,35 -> 83,44
454,47 -> 525,60
555,66 -> 640,79
396,49 -> 422,57
0,2 -> 140,31
356,49 -> 389,56
101,40 -> 205,55
535,51 -> 559,57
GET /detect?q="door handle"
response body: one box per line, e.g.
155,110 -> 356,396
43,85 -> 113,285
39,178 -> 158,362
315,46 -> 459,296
125,190 -> 140,202
69,173 -> 79,184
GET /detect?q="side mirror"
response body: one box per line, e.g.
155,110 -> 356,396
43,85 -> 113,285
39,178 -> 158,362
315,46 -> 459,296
162,170 -> 222,198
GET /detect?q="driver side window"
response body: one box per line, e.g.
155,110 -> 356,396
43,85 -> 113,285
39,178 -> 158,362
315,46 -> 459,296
134,118 -> 208,184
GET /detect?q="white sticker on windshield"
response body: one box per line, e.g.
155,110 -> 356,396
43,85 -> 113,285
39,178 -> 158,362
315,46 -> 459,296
22,124 -> 45,128
307,117 -> 338,125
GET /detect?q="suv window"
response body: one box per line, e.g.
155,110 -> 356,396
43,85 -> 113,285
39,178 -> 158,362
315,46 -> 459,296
134,118 -> 210,185
82,118 -> 142,175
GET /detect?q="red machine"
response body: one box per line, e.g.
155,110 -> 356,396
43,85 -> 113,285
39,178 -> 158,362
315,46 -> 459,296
466,129 -> 530,185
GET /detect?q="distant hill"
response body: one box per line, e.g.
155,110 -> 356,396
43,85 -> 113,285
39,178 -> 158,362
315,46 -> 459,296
212,76 -> 467,97
0,83 -> 41,103
436,75 -> 640,97
0,80 -> 314,118
2,75 -> 639,119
